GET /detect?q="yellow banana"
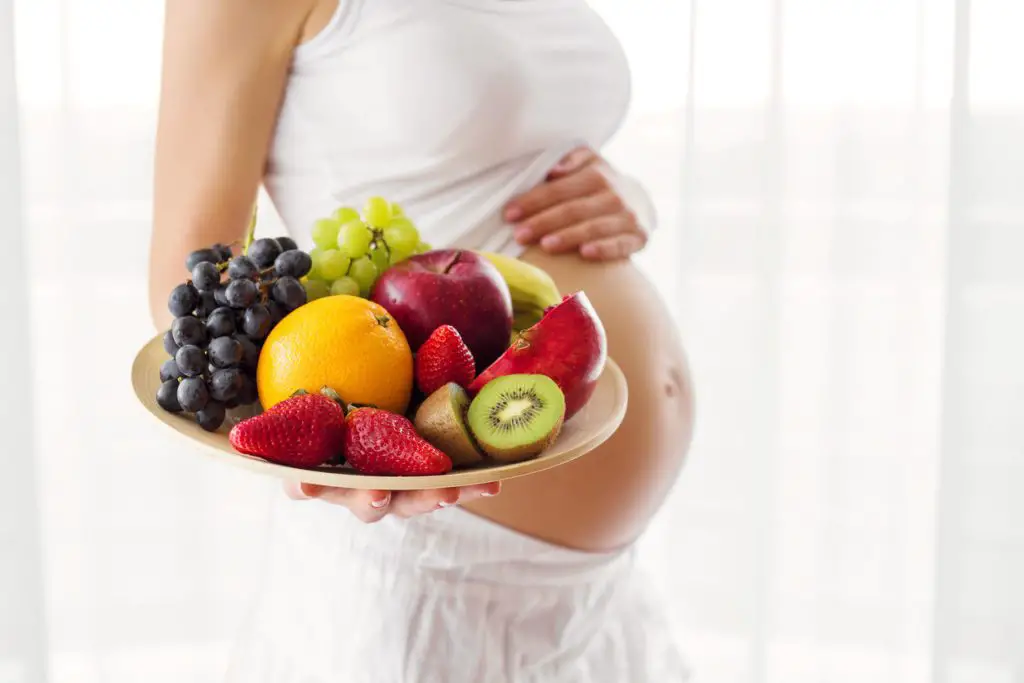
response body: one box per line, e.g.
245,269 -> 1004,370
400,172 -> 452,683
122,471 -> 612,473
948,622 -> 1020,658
477,251 -> 562,318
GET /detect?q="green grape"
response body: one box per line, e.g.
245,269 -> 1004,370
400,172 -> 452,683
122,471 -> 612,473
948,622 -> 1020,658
370,247 -> 390,273
338,220 -> 373,258
308,247 -> 327,279
330,276 -> 360,297
390,202 -> 405,217
331,206 -> 360,225
388,247 -> 414,265
303,278 -> 331,301
382,217 -> 420,254
364,196 -> 393,228
311,219 -> 341,250
414,241 -> 432,254
349,258 -> 380,297
318,249 -> 351,281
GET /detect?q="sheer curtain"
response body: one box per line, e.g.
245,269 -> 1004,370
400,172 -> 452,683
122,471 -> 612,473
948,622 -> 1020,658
3,1 -> 1022,682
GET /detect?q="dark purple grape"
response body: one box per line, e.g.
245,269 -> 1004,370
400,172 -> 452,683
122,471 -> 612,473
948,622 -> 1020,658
171,315 -> 207,348
249,238 -> 283,269
209,336 -> 244,369
276,236 -> 298,252
271,276 -> 306,311
175,344 -> 207,377
209,369 -> 245,402
234,334 -> 260,371
214,285 -> 229,307
236,375 -> 259,405
225,279 -> 258,309
168,283 -> 199,317
227,255 -> 259,281
196,291 -> 218,318
205,307 -> 236,338
157,380 -> 183,413
196,401 -> 226,432
162,330 -> 179,356
186,249 -> 220,272
159,358 -> 181,383
192,261 -> 221,292
267,301 -> 286,325
274,250 -> 313,278
177,377 -> 209,412
242,304 -> 273,340
213,243 -> 233,262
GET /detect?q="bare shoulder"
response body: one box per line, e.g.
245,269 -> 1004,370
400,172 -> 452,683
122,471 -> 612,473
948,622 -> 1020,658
162,0 -> 325,51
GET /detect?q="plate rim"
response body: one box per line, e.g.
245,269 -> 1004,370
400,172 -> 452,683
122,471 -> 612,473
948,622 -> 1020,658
132,334 -> 627,490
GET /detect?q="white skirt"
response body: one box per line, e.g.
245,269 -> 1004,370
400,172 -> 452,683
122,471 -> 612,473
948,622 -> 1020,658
225,496 -> 690,683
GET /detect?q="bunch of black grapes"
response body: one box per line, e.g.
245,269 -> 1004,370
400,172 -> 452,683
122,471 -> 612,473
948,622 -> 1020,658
155,238 -> 313,431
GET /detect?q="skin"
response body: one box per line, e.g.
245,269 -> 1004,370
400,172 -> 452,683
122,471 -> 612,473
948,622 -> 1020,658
151,0 -> 693,548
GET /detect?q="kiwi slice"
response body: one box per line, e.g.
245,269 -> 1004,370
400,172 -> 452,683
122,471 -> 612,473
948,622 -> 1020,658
466,374 -> 565,463
413,383 -> 484,467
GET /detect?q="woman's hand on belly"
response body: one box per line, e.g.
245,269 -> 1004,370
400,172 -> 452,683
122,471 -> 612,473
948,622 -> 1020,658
503,146 -> 650,261
282,481 -> 501,523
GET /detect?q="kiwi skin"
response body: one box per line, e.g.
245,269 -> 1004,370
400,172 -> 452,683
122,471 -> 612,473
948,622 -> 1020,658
477,418 -> 563,463
413,384 -> 485,467
467,375 -> 565,463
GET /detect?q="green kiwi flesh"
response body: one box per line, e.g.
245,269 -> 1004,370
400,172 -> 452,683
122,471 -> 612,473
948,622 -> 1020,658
413,384 -> 484,466
466,374 -> 565,462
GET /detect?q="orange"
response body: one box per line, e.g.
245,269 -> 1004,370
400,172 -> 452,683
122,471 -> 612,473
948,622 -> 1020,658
257,295 -> 413,413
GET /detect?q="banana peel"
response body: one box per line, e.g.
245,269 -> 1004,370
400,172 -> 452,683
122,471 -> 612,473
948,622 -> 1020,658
477,251 -> 562,332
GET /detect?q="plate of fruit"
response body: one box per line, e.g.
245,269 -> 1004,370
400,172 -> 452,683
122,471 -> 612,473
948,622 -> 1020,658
131,198 -> 627,490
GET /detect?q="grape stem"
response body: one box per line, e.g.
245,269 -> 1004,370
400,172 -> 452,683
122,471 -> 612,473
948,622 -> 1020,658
242,203 -> 259,256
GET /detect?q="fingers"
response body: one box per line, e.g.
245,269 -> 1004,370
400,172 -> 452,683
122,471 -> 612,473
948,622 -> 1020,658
457,481 -> 502,504
580,233 -> 648,261
283,481 -> 502,523
504,165 -> 607,224
546,146 -> 599,179
291,482 -> 393,523
513,190 -> 625,244
389,487 -> 461,518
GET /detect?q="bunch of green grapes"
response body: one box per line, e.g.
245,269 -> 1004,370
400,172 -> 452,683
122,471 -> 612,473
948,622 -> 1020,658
303,197 -> 431,301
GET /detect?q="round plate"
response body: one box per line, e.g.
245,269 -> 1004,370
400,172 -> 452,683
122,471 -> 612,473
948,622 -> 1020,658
132,335 -> 628,490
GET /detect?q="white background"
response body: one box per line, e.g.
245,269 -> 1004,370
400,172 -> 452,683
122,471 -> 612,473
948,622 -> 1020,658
3,1 -> 1024,682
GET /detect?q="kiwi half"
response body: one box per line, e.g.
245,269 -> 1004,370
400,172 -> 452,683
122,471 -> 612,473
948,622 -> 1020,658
413,384 -> 484,467
466,374 -> 565,463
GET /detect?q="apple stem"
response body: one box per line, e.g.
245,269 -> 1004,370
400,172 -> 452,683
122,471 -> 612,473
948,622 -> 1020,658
441,251 -> 461,275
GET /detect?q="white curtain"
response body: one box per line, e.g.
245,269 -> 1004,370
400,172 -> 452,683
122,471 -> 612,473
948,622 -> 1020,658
3,1 -> 1022,682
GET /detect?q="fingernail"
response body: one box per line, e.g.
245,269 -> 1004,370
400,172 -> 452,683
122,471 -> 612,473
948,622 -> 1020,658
581,244 -> 599,258
541,235 -> 561,250
482,483 -> 501,497
371,495 -> 390,509
514,228 -> 532,243
438,500 -> 455,508
297,483 -> 321,500
505,206 -> 522,222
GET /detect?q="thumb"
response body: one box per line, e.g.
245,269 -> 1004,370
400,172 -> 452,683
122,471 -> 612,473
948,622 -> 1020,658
547,147 -> 599,179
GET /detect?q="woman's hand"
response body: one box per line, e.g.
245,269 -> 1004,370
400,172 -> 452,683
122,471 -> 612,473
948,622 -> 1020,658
504,146 -> 650,261
283,481 -> 501,523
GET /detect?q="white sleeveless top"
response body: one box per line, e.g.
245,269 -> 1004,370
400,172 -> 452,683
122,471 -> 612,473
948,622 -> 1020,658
264,0 -> 632,254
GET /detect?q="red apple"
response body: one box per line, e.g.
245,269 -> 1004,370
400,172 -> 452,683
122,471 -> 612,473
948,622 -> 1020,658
468,292 -> 607,420
370,249 -> 513,369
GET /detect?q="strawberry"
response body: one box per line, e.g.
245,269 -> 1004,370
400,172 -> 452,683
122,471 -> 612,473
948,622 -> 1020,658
345,408 -> 453,476
229,390 -> 346,468
416,325 -> 475,395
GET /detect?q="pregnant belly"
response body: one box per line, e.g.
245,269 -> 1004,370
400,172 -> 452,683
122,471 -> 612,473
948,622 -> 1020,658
462,248 -> 695,552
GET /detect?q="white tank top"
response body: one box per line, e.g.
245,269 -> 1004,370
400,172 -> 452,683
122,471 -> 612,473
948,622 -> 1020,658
264,0 -> 632,254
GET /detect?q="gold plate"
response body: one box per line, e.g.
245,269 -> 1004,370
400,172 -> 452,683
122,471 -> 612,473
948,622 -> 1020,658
131,334 -> 627,490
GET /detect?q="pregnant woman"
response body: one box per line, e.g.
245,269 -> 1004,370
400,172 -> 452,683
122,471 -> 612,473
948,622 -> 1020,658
148,1 -> 695,681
